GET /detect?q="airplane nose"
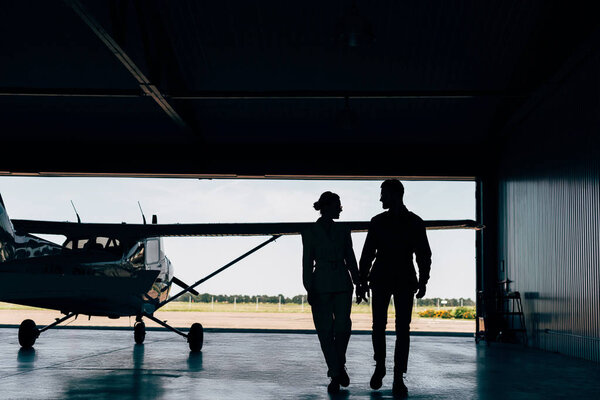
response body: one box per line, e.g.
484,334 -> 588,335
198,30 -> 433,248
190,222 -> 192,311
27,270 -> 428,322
142,303 -> 156,315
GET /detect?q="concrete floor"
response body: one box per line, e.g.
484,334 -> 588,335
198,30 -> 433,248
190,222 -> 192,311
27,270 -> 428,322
0,328 -> 599,399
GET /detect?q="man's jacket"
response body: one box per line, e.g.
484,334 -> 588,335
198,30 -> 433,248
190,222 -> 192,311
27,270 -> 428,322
359,206 -> 432,291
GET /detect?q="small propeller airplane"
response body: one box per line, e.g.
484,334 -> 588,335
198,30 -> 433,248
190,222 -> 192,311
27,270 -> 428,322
0,193 -> 482,352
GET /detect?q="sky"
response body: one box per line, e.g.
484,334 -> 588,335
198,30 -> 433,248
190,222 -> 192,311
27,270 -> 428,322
0,177 -> 476,299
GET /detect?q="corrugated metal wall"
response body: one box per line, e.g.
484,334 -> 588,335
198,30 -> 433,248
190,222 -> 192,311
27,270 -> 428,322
496,41 -> 600,361
498,165 -> 600,361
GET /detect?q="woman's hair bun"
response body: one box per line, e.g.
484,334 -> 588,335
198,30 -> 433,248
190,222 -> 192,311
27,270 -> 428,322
314,191 -> 338,211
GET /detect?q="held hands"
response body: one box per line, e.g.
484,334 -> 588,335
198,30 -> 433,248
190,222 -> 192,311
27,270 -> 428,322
415,282 -> 427,299
355,283 -> 370,304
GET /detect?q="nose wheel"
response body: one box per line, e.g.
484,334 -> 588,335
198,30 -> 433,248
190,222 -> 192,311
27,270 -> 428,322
187,323 -> 204,352
134,321 -> 146,344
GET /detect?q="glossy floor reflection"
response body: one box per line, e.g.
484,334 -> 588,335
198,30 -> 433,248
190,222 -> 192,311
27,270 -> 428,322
0,328 -> 599,399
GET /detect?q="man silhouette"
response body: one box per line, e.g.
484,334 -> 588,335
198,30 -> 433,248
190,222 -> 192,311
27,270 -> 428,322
359,179 -> 431,397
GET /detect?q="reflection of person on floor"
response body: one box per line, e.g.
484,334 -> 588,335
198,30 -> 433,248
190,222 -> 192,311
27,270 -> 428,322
302,191 -> 367,394
359,179 -> 432,397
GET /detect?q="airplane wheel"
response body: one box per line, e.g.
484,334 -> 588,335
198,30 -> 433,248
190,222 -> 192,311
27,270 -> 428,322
134,321 -> 146,344
188,323 -> 203,352
18,319 -> 39,349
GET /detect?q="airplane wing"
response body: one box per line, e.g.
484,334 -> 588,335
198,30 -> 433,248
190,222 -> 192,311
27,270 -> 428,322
11,219 -> 482,240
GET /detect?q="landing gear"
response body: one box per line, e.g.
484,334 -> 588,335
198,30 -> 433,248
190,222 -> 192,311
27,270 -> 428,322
134,321 -> 146,344
141,313 -> 203,352
18,319 -> 39,349
18,313 -> 76,349
187,323 -> 204,352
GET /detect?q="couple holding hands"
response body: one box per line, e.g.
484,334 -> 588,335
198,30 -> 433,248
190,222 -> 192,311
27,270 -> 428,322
302,179 -> 432,397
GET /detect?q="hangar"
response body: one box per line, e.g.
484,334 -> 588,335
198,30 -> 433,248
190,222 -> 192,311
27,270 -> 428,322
1,0 -> 599,396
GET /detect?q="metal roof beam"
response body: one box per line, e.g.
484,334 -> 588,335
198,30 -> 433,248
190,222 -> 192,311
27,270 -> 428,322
168,90 -> 526,100
0,88 -> 141,98
0,88 -> 527,100
63,0 -> 189,130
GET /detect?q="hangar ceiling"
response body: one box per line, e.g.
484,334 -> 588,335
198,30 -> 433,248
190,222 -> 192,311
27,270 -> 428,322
0,1 -> 597,177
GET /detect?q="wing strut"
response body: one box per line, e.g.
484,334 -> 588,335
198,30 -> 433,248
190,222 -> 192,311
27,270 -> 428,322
142,312 -> 188,339
158,235 -> 282,309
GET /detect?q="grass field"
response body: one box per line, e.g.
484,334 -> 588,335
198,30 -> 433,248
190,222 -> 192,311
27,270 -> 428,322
0,301 -> 474,319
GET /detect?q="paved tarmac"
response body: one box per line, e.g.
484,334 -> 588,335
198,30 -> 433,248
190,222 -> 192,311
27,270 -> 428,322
0,309 -> 475,333
0,328 -> 599,399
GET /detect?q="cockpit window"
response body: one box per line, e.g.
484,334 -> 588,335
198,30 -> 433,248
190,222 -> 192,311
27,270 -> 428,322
64,239 -> 88,250
95,237 -> 120,248
64,237 -> 121,251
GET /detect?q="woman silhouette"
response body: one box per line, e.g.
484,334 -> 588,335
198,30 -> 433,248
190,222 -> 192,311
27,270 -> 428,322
301,191 -> 365,393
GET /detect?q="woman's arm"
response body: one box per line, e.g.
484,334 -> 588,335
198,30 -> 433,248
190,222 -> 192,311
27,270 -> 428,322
344,229 -> 360,285
301,231 -> 314,293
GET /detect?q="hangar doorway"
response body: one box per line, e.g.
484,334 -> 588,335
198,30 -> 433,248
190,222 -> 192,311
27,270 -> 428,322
0,177 -> 476,333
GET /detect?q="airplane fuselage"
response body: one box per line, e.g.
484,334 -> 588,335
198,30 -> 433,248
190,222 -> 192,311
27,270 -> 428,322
0,235 -> 173,317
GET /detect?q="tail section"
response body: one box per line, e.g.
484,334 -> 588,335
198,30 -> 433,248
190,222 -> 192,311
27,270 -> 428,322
0,194 -> 16,262
1,194 -> 63,261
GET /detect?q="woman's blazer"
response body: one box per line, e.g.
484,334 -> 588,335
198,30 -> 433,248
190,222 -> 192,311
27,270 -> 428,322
302,219 -> 360,294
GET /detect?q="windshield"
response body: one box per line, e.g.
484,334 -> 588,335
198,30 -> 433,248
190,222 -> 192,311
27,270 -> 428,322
0,201 -> 15,239
145,239 -> 160,264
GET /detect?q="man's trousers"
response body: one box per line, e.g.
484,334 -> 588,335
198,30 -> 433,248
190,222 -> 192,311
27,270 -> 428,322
371,287 -> 414,374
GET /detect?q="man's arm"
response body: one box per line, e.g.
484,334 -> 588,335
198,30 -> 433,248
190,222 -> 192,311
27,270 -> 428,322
414,218 -> 432,298
358,219 -> 377,285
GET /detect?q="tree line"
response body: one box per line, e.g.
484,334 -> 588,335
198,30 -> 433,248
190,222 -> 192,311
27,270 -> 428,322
174,293 -> 475,306
415,298 -> 475,307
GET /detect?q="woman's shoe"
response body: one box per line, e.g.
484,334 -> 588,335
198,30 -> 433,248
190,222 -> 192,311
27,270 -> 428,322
370,363 -> 386,390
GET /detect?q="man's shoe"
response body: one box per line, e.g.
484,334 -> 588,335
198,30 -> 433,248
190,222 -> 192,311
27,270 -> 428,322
327,377 -> 340,394
369,363 -> 386,390
392,376 -> 408,397
339,367 -> 350,387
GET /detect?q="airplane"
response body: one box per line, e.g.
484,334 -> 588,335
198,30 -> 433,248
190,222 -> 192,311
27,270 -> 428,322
0,193 -> 482,352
